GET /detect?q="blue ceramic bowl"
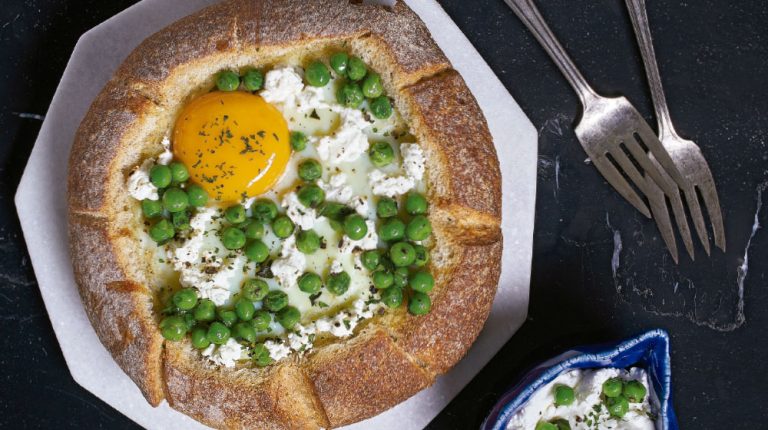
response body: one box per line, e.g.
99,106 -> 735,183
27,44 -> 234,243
482,329 -> 677,430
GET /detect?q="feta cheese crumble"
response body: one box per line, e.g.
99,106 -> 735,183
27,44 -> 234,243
271,235 -> 307,290
201,338 -> 248,368
506,367 -> 656,430
168,207 -> 239,306
367,143 -> 426,198
281,191 -> 319,230
260,67 -> 304,105
318,173 -> 354,204
127,159 -> 159,201
316,108 -> 372,164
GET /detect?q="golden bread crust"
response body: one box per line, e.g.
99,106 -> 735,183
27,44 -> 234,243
68,212 -> 165,405
67,1 -> 504,428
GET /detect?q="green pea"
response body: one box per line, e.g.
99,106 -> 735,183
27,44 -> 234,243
263,290 -> 288,312
408,291 -> 431,315
172,288 -> 198,310
327,271 -> 351,295
409,271 -> 434,293
413,244 -> 429,267
271,216 -> 294,239
343,214 -> 367,240
347,56 -> 367,81
235,298 -> 256,321
234,322 -> 257,343
242,68 -> 264,91
182,313 -> 196,330
221,226 -> 246,250
162,187 -> 189,213
370,96 -> 392,119
405,193 -> 428,215
217,309 -> 238,327
305,61 -> 331,87
245,239 -> 270,263
141,199 -> 163,219
603,378 -> 623,398
361,250 -> 380,271
243,221 -> 265,239
297,230 -> 321,254
216,70 -> 240,91
149,164 -> 172,188
251,199 -> 278,222
368,141 -> 394,167
606,395 -> 629,418
298,272 -> 322,294
381,286 -> 404,308
336,82 -> 364,108
193,299 -> 216,322
169,162 -> 190,183
250,310 -> 272,332
378,218 -> 405,242
241,279 -> 269,301
319,201 -> 352,221
191,326 -> 211,349
623,380 -> 647,402
535,423 -> 558,430
554,385 -> 575,406
276,306 -> 301,329
252,343 -> 274,367
372,270 -> 394,290
551,419 -> 571,430
206,321 -> 231,344
172,211 -> 191,232
330,52 -> 349,75
406,215 -> 432,241
298,184 -> 325,208
390,242 -> 416,267
149,219 -> 175,242
159,315 -> 187,341
186,184 -> 208,207
290,131 -> 307,151
298,159 -> 322,182
225,204 -> 246,224
361,72 -> 383,98
393,267 -> 409,288
376,197 -> 398,218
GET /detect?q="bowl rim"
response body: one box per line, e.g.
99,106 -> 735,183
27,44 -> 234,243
483,329 -> 674,430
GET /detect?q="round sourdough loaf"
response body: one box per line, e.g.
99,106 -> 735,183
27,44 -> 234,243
67,1 -> 503,428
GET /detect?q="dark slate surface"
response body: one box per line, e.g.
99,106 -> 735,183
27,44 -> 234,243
1,0 -> 766,428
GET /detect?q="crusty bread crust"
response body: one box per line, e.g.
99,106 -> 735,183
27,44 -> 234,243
67,0 -> 503,428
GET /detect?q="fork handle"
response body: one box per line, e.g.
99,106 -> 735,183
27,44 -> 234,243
503,0 -> 598,106
625,0 -> 677,140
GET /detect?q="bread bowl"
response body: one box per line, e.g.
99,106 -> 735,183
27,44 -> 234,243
67,0 -> 502,428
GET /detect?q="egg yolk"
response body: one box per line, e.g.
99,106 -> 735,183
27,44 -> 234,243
172,91 -> 291,202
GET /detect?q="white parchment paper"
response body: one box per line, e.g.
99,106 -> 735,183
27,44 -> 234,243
15,0 -> 538,428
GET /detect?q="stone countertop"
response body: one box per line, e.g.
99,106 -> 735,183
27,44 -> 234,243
1,0 -> 766,428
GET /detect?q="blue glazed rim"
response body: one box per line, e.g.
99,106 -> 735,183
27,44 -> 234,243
482,329 -> 677,430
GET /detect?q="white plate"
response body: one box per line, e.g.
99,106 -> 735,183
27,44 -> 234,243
15,0 -> 537,428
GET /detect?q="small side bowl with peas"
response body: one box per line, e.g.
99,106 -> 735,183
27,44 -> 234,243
482,330 -> 678,430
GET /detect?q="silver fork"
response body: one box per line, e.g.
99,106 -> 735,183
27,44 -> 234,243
626,0 -> 726,261
503,0 -> 689,220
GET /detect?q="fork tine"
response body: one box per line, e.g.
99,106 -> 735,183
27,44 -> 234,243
698,174 -> 726,251
607,146 -> 651,197
624,136 -> 678,197
635,125 -> 689,189
592,155 -> 652,218
668,183 -> 695,260
645,176 -> 679,263
683,186 -> 711,256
